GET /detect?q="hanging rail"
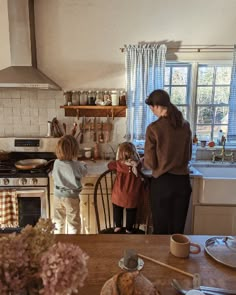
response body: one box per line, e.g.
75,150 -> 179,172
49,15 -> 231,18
120,45 -> 235,53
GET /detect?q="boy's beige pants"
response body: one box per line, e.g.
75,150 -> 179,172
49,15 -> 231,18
54,196 -> 81,234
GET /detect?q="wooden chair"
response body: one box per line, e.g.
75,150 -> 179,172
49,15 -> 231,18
93,169 -> 151,234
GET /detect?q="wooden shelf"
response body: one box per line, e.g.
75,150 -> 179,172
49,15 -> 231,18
60,105 -> 127,119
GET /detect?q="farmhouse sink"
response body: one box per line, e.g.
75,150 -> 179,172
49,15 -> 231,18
194,166 -> 236,205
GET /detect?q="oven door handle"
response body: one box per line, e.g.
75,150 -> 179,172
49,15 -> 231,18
16,190 -> 46,195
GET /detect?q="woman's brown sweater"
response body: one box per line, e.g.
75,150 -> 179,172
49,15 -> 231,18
144,117 -> 192,178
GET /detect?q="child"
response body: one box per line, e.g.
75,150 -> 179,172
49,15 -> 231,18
52,135 -> 87,234
108,142 -> 145,233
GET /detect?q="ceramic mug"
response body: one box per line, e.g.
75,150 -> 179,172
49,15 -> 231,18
170,234 -> 201,258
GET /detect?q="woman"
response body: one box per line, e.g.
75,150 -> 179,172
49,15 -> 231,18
144,89 -> 192,234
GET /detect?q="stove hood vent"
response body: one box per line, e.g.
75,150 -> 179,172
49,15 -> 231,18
0,0 -> 61,90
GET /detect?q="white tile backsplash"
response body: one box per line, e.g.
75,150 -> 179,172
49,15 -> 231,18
0,89 -> 126,149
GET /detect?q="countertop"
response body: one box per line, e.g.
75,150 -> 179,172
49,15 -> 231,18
84,160 -> 203,178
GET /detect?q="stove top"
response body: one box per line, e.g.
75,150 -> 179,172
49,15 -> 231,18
0,151 -> 56,180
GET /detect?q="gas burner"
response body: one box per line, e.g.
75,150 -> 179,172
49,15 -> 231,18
0,169 -> 17,176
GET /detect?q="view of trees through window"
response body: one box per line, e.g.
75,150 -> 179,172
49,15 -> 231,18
165,63 -> 232,143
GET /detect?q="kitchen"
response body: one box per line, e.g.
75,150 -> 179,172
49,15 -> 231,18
1,1 -> 236,294
1,0 -> 236,236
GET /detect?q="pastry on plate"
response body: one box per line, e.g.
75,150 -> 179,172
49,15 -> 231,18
100,270 -> 160,295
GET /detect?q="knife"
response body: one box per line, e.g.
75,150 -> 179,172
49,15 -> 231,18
80,117 -> 85,144
93,117 -> 97,142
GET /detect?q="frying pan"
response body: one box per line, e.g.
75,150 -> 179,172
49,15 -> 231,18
15,159 -> 55,170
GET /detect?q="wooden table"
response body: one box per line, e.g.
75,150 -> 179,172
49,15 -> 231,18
55,234 -> 236,295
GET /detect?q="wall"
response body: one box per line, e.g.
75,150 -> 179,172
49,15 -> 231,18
34,0 -> 236,90
1,0 -> 236,148
0,88 -> 126,155
0,0 -> 11,69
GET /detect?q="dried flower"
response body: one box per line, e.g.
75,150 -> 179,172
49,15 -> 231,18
40,242 -> 89,295
0,233 -> 31,294
0,218 -> 89,294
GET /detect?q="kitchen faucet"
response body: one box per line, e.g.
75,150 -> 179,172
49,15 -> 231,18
211,137 -> 234,163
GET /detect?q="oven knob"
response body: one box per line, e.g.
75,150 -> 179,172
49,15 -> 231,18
31,178 -> 38,185
3,178 -> 9,185
20,178 -> 27,185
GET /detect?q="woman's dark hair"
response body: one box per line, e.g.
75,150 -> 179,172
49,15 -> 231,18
145,89 -> 184,128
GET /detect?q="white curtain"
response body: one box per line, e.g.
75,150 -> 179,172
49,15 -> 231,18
125,44 -> 167,141
228,45 -> 236,142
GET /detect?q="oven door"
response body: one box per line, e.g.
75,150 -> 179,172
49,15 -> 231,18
0,186 -> 49,230
16,187 -> 49,220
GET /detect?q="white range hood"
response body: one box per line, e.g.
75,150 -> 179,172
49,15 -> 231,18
0,0 -> 61,90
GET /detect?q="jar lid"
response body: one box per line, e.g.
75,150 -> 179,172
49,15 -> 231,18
84,147 -> 92,151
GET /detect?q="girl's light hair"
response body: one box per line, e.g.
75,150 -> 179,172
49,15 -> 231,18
55,135 -> 79,160
117,142 -> 140,162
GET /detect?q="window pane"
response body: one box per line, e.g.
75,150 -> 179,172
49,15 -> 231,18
215,67 -> 232,85
171,87 -> 187,104
198,66 -> 214,85
177,106 -> 187,119
165,67 -> 170,85
214,106 -> 229,124
214,86 -> 230,104
197,87 -> 213,104
164,86 -> 170,94
197,106 -> 214,124
172,67 -> 188,85
213,126 -> 228,142
196,125 -> 211,141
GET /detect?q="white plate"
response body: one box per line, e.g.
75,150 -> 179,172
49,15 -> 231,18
205,236 -> 236,268
118,257 -> 144,271
186,290 -> 205,295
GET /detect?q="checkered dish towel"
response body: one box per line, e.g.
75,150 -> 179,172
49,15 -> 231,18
0,190 -> 19,227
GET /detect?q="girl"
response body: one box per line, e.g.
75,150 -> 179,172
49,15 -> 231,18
108,142 -> 146,234
52,135 -> 87,234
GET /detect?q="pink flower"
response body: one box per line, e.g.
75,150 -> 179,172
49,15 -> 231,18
0,219 -> 89,294
0,234 -> 31,294
40,242 -> 89,295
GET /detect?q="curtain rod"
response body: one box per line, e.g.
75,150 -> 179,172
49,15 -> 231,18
120,45 -> 235,53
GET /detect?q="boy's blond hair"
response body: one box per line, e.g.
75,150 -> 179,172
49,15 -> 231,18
55,135 -> 79,160
117,142 -> 140,162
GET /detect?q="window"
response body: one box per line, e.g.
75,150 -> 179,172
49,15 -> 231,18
164,63 -> 233,144
164,63 -> 191,120
134,61 -> 235,147
195,65 -> 231,142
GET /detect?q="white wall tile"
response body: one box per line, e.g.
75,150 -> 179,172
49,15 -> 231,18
12,98 -> 21,107
21,107 -> 30,117
11,90 -> 21,99
21,97 -> 30,108
12,116 -> 22,124
0,90 -> 126,147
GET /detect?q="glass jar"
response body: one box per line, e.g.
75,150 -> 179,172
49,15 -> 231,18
87,90 -> 96,105
80,91 -> 88,105
119,90 -> 126,106
103,90 -> 110,102
63,91 -> 72,106
84,147 -> 92,159
72,91 -> 80,105
110,90 -> 119,106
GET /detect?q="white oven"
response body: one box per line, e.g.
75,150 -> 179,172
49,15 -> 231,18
16,187 -> 49,221
0,139 -> 55,232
